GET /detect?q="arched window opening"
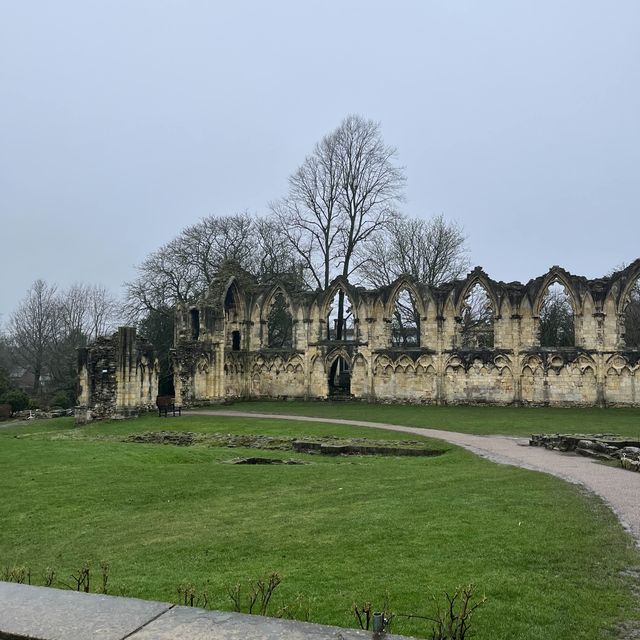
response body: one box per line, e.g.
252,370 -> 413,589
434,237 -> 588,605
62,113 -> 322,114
190,309 -> 200,341
231,330 -> 241,351
267,292 -> 293,349
327,289 -> 355,341
391,288 -> 420,347
328,356 -> 351,396
460,283 -> 494,348
539,281 -> 575,347
623,278 -> 640,348
224,286 -> 238,319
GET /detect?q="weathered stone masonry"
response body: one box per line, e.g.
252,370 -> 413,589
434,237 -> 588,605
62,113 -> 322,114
76,327 -> 158,423
172,260 -> 640,407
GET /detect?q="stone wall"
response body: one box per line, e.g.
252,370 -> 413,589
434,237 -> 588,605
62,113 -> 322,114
76,327 -> 158,423
172,259 -> 640,407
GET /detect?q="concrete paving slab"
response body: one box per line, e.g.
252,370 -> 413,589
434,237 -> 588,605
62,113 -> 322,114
129,605 -> 412,639
0,582 -> 172,640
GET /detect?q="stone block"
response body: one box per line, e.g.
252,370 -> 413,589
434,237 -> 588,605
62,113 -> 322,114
0,582 -> 171,640
129,605 -> 412,639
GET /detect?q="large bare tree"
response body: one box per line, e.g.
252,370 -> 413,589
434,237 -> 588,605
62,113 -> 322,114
271,134 -> 343,290
273,115 -> 405,338
9,280 -> 62,393
273,116 -> 405,288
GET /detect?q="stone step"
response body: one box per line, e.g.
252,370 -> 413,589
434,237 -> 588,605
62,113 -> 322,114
0,582 -> 415,640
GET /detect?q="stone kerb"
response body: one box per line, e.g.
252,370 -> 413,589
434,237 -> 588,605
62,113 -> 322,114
0,582 -> 415,640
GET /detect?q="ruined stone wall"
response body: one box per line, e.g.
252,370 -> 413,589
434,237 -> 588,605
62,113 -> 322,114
76,327 -> 158,423
172,260 -> 640,407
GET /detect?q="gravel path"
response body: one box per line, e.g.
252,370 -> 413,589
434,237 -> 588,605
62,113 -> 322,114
191,409 -> 640,544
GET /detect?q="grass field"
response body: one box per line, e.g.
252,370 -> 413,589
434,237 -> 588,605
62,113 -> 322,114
1,411 -> 639,639
209,399 -> 640,438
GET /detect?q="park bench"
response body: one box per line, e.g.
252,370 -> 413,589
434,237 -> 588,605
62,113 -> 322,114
156,396 -> 182,417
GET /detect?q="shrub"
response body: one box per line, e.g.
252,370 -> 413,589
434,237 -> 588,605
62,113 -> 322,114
49,390 -> 73,410
0,389 -> 30,413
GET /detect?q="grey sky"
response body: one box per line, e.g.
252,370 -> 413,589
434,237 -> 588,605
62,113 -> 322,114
1,1 -> 639,323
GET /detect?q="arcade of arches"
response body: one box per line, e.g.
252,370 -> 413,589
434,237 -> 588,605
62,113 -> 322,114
169,260 -> 640,407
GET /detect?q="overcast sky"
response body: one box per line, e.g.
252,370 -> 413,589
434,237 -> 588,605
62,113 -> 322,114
1,0 -> 639,323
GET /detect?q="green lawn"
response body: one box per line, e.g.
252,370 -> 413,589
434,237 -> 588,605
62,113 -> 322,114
209,400 -> 640,438
0,414 -> 638,639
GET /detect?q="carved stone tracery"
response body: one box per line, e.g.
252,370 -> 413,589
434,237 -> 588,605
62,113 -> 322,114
172,259 -> 640,407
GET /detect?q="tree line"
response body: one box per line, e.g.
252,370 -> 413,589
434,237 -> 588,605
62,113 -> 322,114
0,281 -> 119,411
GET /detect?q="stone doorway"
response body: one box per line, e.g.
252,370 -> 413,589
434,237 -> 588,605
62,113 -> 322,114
328,355 -> 351,396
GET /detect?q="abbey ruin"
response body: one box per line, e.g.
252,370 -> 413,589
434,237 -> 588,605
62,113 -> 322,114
76,259 -> 640,421
172,260 -> 640,407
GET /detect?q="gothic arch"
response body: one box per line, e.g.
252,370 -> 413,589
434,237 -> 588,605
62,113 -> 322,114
319,277 -> 360,321
222,277 -> 247,322
455,272 -> 499,318
456,277 -> 496,349
532,269 -> 580,318
259,284 -> 296,323
320,277 -> 360,341
614,260 -> 640,315
384,276 -> 428,319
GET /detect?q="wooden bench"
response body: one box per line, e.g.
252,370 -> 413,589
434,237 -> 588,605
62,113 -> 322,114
156,396 -> 182,417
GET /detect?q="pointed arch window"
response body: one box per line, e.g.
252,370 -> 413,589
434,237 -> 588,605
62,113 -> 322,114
539,281 -> 575,347
327,289 -> 355,341
460,283 -> 494,348
224,285 -> 239,320
267,292 -> 294,348
391,288 -> 420,347
623,278 -> 640,348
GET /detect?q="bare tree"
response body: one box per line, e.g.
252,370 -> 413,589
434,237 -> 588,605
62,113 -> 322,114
253,216 -> 306,287
360,214 -> 468,348
180,212 -> 256,285
359,214 -> 469,289
124,238 -> 203,320
58,283 -> 89,336
334,115 -> 405,279
273,115 -> 404,288
125,213 -> 305,322
86,285 -> 120,339
9,280 -> 61,393
271,135 -> 343,290
273,115 -> 405,339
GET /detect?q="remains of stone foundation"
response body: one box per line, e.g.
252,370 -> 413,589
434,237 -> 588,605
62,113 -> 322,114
530,433 -> 640,471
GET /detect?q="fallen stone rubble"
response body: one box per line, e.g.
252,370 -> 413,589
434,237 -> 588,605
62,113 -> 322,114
530,433 -> 640,471
13,409 -> 74,420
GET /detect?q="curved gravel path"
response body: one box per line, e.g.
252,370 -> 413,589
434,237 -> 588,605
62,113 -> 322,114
191,409 -> 640,544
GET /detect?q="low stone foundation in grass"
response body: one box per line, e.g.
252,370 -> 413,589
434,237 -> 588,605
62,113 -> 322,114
530,433 -> 640,471
125,431 -> 445,457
